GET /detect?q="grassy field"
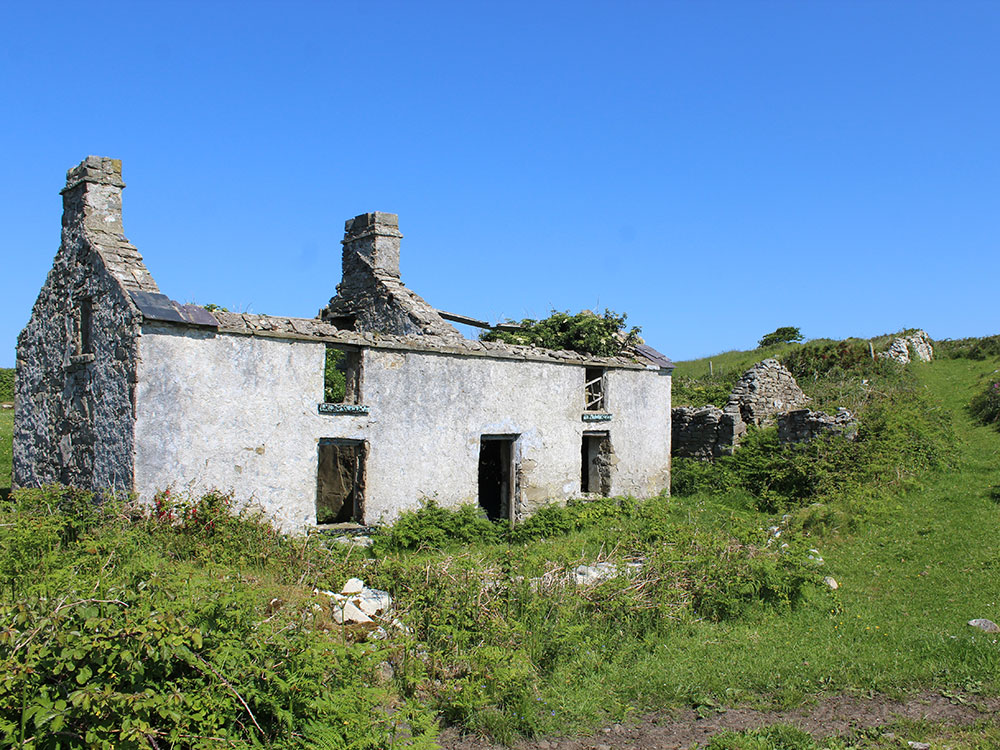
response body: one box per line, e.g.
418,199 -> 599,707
0,349 -> 998,747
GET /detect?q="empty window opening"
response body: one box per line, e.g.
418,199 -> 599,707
585,367 -> 605,411
316,439 -> 367,524
75,297 -> 93,355
324,345 -> 362,404
478,435 -> 517,522
581,432 -> 614,496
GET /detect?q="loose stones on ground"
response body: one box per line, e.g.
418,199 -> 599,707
316,578 -> 394,627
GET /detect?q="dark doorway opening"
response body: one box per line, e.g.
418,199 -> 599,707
316,439 -> 367,524
478,436 -> 516,522
581,432 -> 613,496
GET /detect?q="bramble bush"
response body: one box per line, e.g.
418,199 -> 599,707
0,486 -> 438,749
376,498 -> 500,551
780,339 -> 877,380
480,309 -> 641,357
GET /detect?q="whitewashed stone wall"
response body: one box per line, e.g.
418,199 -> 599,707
134,326 -> 671,531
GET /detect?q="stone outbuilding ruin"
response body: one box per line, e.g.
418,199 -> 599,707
672,358 -> 809,459
14,157 -> 674,531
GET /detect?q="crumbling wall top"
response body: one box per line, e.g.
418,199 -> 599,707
61,156 -> 125,193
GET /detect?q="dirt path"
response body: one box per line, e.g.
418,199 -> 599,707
437,691 -> 1000,749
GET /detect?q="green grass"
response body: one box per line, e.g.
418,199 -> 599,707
671,342 -> 803,380
1,350 -> 999,745
0,409 -> 11,495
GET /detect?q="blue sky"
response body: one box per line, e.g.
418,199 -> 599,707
3,1 -> 999,368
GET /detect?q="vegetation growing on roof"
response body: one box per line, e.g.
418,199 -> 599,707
479,309 -> 641,357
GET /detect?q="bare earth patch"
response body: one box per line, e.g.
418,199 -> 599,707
438,691 -> 1000,749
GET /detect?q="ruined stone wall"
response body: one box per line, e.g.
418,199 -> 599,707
132,326 -> 670,531
726,358 -> 809,425
671,358 -> 808,460
671,405 -> 746,459
777,408 -> 858,444
14,158 -> 149,493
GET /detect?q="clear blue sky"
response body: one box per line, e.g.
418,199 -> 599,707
3,1 -> 999,368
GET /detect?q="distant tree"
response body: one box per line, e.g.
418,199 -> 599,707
480,309 -> 641,357
758,326 -> 803,348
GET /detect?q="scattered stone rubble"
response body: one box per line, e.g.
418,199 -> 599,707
572,561 -> 643,585
879,330 -> 934,365
777,408 -> 858,444
316,578 -> 393,627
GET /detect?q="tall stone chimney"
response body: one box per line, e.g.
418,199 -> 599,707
60,156 -> 127,240
320,211 -> 462,339
341,211 -> 402,285
57,156 -> 158,294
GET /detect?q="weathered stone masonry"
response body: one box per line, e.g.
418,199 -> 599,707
16,157 -> 674,531
14,157 -> 154,492
672,358 -> 809,460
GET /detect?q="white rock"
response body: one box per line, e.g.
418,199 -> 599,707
342,578 -> 365,595
333,600 -> 372,625
824,576 -> 839,590
356,587 -> 392,617
573,562 -> 617,585
967,618 -> 1000,633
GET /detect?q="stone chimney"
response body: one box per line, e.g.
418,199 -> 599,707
320,211 -> 462,339
341,212 -> 402,286
60,156 -> 126,239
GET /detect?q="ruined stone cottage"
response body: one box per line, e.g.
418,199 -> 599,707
14,157 -> 674,531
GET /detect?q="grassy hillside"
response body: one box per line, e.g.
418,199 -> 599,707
0,409 -> 11,496
0,367 -> 12,403
672,331 -> 924,408
0,339 -> 998,747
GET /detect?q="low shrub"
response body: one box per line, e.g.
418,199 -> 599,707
935,335 -> 1000,360
376,499 -> 500,551
0,369 -> 13,402
970,380 -> 1000,427
780,339 -> 878,380
706,723 -> 819,750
